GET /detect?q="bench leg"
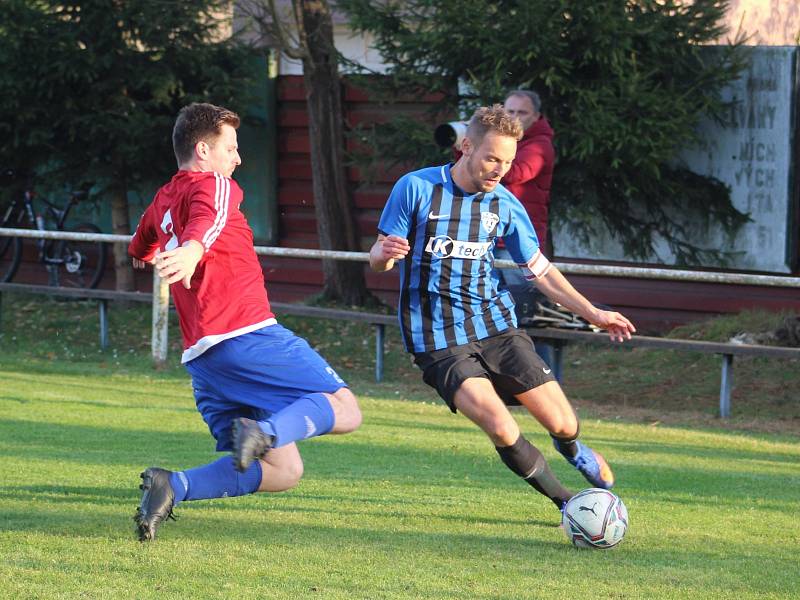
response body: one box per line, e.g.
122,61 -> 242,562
375,324 -> 385,383
99,299 -> 109,349
537,341 -> 555,371
719,354 -> 734,418
552,341 -> 565,382
533,339 -> 565,382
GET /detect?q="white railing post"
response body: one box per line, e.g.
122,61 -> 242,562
151,269 -> 169,367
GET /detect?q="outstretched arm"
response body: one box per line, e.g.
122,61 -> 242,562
128,204 -> 160,265
533,265 -> 636,342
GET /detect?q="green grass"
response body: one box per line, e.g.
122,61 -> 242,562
1,296 -> 799,598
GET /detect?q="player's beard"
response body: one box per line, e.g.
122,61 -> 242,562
466,155 -> 500,193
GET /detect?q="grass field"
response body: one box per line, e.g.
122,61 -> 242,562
1,296 -> 799,599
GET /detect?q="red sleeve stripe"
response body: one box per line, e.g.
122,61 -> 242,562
519,250 -> 552,280
201,173 -> 230,251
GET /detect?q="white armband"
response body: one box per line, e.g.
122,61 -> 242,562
518,250 -> 552,281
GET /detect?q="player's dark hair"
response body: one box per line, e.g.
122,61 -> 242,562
172,103 -> 241,166
466,104 -> 523,146
506,89 -> 542,114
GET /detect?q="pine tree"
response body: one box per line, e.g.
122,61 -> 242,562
339,0 -> 750,264
0,0 -> 258,289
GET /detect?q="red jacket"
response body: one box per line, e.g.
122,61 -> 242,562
129,170 -> 274,362
501,117 -> 555,253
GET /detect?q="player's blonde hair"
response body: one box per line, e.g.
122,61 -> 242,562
465,104 -> 524,145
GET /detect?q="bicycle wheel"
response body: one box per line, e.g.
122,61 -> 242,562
0,231 -> 22,282
0,201 -> 24,282
57,223 -> 108,288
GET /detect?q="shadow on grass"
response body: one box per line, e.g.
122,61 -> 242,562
589,434 -> 800,463
2,414 -> 797,505
4,495 -> 797,591
0,370 -> 192,403
0,395 -> 197,414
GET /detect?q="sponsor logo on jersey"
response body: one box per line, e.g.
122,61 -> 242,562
428,211 -> 450,220
425,235 -> 492,260
481,211 -> 499,234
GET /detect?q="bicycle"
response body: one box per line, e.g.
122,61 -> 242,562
0,170 -> 108,288
497,263 -> 602,332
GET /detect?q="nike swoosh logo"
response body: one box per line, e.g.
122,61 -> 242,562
428,211 -> 450,220
543,368 -> 552,374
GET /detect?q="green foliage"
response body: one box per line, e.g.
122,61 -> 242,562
666,309 -> 796,342
339,0 -> 750,264
0,0 -> 258,196
348,111 -> 451,182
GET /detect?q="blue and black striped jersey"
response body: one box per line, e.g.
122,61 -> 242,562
378,164 -> 544,353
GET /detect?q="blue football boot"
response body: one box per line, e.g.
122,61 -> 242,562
555,440 -> 615,490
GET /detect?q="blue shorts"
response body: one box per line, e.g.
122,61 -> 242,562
185,324 -> 347,451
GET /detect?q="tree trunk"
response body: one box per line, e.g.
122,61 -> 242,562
297,0 -> 370,306
110,184 -> 134,291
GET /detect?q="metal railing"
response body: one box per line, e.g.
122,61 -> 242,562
2,227 -> 799,363
4,227 -> 799,287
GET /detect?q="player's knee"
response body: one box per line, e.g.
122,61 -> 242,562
550,415 -> 579,439
331,388 -> 362,433
482,416 -> 519,446
284,459 -> 304,488
276,457 -> 305,490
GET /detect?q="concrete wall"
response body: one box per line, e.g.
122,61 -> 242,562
719,0 -> 800,45
554,46 -> 799,274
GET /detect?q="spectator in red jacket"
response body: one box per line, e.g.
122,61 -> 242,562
496,91 -> 557,367
502,90 -> 555,257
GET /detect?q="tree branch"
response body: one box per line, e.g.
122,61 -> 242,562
236,0 -> 306,60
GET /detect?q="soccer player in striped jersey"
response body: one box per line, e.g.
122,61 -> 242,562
128,103 -> 362,541
370,105 -> 636,513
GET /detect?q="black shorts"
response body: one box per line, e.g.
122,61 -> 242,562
413,327 -> 556,413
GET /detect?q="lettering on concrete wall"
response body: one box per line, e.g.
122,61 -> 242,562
554,47 -> 796,273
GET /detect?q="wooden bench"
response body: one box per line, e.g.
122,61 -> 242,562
0,284 -> 396,373
4,282 -> 797,418
0,282 -> 152,349
524,326 -> 800,418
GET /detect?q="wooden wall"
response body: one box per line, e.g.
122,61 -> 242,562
263,75 -> 800,333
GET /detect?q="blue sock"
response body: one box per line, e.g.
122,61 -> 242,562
262,393 -> 336,447
169,456 -> 262,504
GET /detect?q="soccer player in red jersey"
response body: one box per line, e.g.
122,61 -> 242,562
129,103 -> 362,541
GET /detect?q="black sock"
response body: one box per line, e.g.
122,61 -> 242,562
551,425 -> 580,459
496,435 -> 573,508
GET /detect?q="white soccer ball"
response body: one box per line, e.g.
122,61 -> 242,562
562,488 -> 628,549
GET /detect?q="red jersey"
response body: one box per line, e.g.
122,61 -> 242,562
129,170 -> 275,363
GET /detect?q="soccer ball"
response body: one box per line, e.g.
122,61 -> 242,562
562,488 -> 628,549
